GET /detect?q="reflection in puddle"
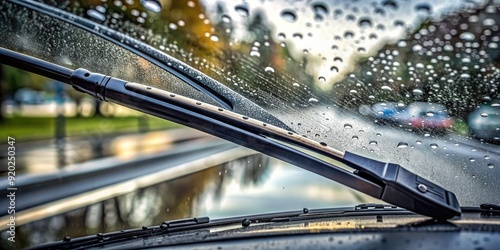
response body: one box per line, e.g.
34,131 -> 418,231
6,154 -> 374,248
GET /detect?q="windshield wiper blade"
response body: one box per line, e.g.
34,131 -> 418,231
29,206 -> 410,249
0,48 -> 461,220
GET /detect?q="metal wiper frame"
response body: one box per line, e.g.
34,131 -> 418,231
0,0 -> 461,220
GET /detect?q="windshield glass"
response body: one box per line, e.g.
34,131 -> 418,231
1,0 -> 499,248
31,0 -> 499,206
0,1 -> 221,107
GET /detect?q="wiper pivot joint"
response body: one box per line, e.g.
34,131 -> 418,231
344,152 -> 461,220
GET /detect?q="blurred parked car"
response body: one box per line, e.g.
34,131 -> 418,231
361,102 -> 453,133
469,101 -> 500,143
404,102 -> 454,132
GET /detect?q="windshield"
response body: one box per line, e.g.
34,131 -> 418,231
29,0 -> 499,205
0,0 -> 499,248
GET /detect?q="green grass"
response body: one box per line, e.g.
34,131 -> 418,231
0,116 -> 181,143
452,119 -> 470,136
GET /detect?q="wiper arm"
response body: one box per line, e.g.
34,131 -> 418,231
0,48 -> 461,220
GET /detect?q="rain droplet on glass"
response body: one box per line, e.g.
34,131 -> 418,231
235,4 -> 249,17
264,66 -> 275,73
210,35 -> 219,42
281,10 -> 297,22
309,98 -> 319,103
141,0 -> 162,12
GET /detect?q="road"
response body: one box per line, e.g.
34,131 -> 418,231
0,128 -> 210,175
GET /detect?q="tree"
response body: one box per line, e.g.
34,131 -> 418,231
0,64 -> 4,123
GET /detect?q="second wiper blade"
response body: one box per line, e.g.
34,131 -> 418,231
0,48 -> 461,220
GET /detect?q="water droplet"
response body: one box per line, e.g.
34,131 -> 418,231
308,98 -> 319,103
264,66 -> 275,73
480,113 -> 488,118
381,86 -> 392,91
358,18 -> 372,28
485,155 -> 490,160
382,0 -> 398,10
459,32 -> 475,41
210,35 -> 219,42
95,5 -> 106,13
470,158 -> 476,162
483,18 -> 496,26
352,135 -> 359,140
141,0 -> 162,13
443,45 -> 454,51
318,76 -> 326,82
369,140 -> 378,145
394,20 -> 405,27
488,163 -> 494,169
397,40 -> 407,47
235,4 -> 249,17
281,10 -> 297,22
249,51 -> 261,57
430,143 -> 439,149
87,9 -> 106,22
414,3 -> 432,15
330,66 -> 339,73
312,3 -> 329,16
344,31 -> 354,39
168,23 -> 178,30
397,142 -> 408,148
221,14 -> 232,24
293,33 -> 303,39
461,57 -> 471,64
460,73 -> 471,79
416,140 -> 422,145
344,124 -> 352,129
292,82 -> 300,87
412,89 -> 423,95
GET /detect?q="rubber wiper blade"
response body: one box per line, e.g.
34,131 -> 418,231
0,48 -> 461,220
